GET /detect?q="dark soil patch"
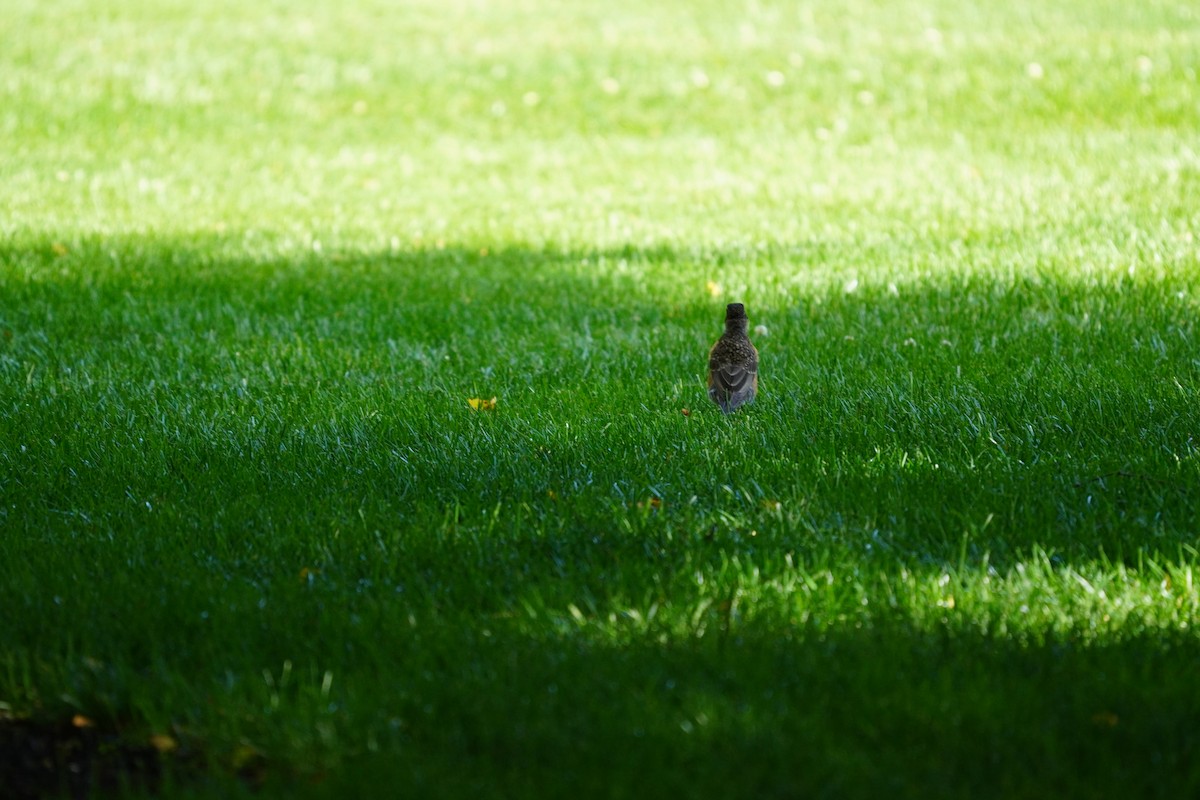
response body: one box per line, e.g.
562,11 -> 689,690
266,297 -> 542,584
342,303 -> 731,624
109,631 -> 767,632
0,712 -> 175,799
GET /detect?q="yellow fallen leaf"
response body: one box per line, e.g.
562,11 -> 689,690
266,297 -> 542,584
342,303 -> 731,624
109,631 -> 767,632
51,242 -> 69,256
149,733 -> 178,753
706,280 -> 722,297
468,396 -> 497,411
72,714 -> 95,728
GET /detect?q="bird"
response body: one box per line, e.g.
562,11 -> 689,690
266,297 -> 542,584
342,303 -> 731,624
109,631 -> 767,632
708,302 -> 759,413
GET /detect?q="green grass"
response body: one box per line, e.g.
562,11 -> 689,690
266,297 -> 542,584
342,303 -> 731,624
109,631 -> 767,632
3,0 -> 1200,796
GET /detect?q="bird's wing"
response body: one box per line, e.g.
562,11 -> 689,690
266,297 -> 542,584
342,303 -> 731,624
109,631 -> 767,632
708,361 -> 758,411
711,362 -> 755,394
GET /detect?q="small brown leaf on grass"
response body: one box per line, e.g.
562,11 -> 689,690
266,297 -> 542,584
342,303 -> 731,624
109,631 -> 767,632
72,714 -> 95,728
681,408 -> 691,417
468,396 -> 498,411
636,497 -> 663,511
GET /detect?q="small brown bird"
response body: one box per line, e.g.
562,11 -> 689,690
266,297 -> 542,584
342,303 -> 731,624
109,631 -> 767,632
708,302 -> 759,413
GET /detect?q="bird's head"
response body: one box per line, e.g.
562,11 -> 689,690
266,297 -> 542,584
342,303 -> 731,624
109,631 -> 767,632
724,303 -> 749,335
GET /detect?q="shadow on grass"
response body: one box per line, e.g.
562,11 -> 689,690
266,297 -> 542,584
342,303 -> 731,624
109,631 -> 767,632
308,620 -> 1200,799
3,234 -> 1200,797
6,623 -> 1197,798
2,232 -> 1199,564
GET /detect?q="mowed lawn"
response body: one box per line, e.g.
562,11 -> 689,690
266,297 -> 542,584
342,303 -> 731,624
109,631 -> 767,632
3,0 -> 1200,796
